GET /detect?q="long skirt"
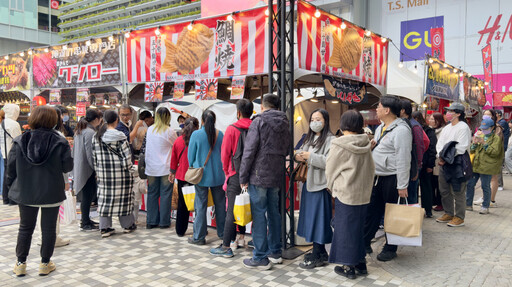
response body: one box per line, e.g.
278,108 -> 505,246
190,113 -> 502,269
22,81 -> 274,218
329,198 -> 367,266
296,183 -> 333,244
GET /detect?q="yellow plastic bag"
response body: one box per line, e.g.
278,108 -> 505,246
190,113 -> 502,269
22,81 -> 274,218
207,189 -> 214,207
233,188 -> 252,226
182,185 -> 214,211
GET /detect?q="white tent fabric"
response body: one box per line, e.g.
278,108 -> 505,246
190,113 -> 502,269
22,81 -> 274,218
387,57 -> 424,104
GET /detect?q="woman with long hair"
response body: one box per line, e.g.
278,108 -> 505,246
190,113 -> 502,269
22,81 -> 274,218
145,107 -> 178,229
169,117 -> 199,236
430,112 -> 446,212
73,109 -> 102,231
92,110 -> 136,237
187,110 -> 226,245
295,108 -> 334,269
9,106 -> 73,276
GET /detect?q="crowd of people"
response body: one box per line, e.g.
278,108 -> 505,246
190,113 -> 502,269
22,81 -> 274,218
1,93 -> 509,279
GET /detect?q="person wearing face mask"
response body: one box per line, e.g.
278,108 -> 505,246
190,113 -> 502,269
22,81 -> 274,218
58,107 -> 74,137
466,118 -> 504,215
294,108 -> 334,269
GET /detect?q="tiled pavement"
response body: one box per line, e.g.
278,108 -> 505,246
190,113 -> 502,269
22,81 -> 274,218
2,177 -> 512,286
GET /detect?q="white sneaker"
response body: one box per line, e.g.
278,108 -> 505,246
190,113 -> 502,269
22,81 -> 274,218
489,202 -> 498,208
479,207 -> 489,214
230,240 -> 238,250
473,197 -> 484,206
237,238 -> 246,248
498,187 -> 504,191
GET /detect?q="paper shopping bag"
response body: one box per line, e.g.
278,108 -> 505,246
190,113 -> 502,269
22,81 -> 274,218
59,190 -> 77,225
386,231 -> 423,246
182,185 -> 196,211
233,189 -> 252,226
171,180 -> 179,210
207,189 -> 214,207
384,200 -> 425,237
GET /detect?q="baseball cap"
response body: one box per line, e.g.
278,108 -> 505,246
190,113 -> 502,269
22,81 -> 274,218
444,102 -> 465,113
479,118 -> 495,130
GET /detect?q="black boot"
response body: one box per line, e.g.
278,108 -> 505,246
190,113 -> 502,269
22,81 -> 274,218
334,265 -> 356,279
355,261 -> 368,275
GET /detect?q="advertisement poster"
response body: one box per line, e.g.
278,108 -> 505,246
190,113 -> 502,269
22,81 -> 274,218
109,93 -> 118,105
173,81 -> 185,100
430,27 -> 445,61
76,102 -> 87,117
481,44 -> 493,95
76,88 -> 90,103
230,76 -> 245,100
297,0 -> 388,87
463,75 -> 485,108
127,5 -> 272,83
493,92 -> 512,107
425,61 -> 460,101
322,75 -> 367,105
32,36 -> 121,89
195,78 -> 218,100
399,16 -> 444,62
95,93 -> 105,106
0,55 -> 30,92
49,89 -> 61,105
144,82 -> 164,102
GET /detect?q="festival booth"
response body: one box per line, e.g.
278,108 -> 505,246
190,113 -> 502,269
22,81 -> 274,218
0,54 -> 32,126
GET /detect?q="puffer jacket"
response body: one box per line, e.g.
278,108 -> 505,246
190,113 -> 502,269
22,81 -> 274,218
239,109 -> 291,188
471,133 -> 504,175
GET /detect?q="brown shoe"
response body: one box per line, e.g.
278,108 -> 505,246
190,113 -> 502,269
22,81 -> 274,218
447,216 -> 464,227
436,214 -> 453,223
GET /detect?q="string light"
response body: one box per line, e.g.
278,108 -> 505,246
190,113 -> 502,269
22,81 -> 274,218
428,58 -> 434,64
453,68 -> 458,73
108,35 -> 114,41
265,8 -> 269,16
4,55 -> 8,60
413,61 -> 418,74
124,31 -> 131,38
443,63 -> 448,68
227,13 -> 234,21
459,71 -> 464,77
398,60 -> 404,68
340,22 -> 346,30
19,52 -> 24,57
365,30 -> 371,36
63,44 -> 68,50
44,47 -> 49,52
155,27 -> 161,36
28,50 -> 32,55
314,9 -> 321,18
468,73 -> 472,77
188,21 -> 194,31
381,37 -> 387,43
86,39 -> 91,46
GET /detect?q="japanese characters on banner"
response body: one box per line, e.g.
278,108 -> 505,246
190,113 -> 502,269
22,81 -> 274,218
493,93 -> 512,107
127,5 -> 271,83
463,75 -> 485,108
481,44 -> 493,95
196,78 -> 218,100
173,81 -> 185,100
144,82 -> 164,102
322,75 -> 367,105
0,55 -> 30,92
230,76 -> 245,100
425,61 -> 460,101
49,89 -> 61,105
32,36 -> 121,89
95,93 -> 105,106
297,0 -> 388,87
430,27 -> 445,61
76,88 -> 90,103
76,102 -> 87,117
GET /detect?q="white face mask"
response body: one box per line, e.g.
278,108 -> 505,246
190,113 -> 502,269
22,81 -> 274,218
310,121 -> 324,133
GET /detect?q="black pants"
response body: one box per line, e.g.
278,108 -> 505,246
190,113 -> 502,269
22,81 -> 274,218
175,180 -> 190,237
222,175 -> 246,247
419,168 -> 433,216
80,173 -> 97,226
363,175 -> 399,253
16,205 -> 59,263
2,161 -> 14,205
432,175 -> 442,206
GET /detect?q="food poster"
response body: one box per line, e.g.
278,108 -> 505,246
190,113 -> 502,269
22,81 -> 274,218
173,80 -> 185,100
297,0 -> 388,87
76,102 -> 87,117
95,93 -> 105,106
126,4 -> 272,83
0,54 -> 30,92
32,36 -> 121,89
76,88 -> 90,103
195,78 -> 218,100
230,76 -> 245,100
322,75 -> 367,105
463,75 -> 485,108
493,93 -> 512,107
109,93 -> 119,105
425,61 -> 460,101
49,89 -> 61,105
144,82 -> 164,102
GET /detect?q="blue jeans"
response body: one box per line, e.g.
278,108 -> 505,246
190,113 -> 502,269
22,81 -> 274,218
147,176 -> 172,227
249,184 -> 282,261
466,173 -> 492,208
193,185 -> 226,241
407,179 -> 419,204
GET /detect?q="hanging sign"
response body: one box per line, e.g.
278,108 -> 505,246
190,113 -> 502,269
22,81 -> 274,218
481,44 -> 493,95
463,75 -> 485,108
49,89 -> 61,105
109,93 -> 118,105
425,61 -> 460,101
195,78 -> 218,100
76,102 -> 87,116
322,75 -> 367,105
95,93 -> 105,106
173,81 -> 185,100
230,76 -> 245,100
430,27 -> 445,61
76,88 -> 90,103
51,0 -> 59,9
144,82 -> 164,102
493,92 -> 512,107
0,54 -> 31,92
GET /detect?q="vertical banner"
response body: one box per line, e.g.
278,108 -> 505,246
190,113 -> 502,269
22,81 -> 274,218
76,88 -> 90,103
95,93 -> 105,106
49,89 -> 61,105
230,76 -> 245,100
173,81 -> 185,100
195,78 -> 218,100
144,82 -> 164,102
76,102 -> 87,116
482,44 -> 493,95
430,27 -> 445,61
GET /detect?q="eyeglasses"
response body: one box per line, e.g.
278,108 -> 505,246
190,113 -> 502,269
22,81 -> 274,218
120,113 -> 131,117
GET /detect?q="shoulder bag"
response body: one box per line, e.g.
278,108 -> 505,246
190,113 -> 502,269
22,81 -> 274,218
185,134 -> 217,185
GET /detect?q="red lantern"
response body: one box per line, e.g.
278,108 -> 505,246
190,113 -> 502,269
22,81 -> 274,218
32,96 -> 47,106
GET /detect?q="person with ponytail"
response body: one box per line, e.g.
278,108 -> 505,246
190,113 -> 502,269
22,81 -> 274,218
144,107 -> 178,229
92,110 -> 136,237
187,110 -> 226,245
73,109 -> 102,231
169,117 -> 199,236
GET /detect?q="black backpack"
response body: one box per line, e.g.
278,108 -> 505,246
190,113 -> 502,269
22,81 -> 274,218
231,125 -> 248,173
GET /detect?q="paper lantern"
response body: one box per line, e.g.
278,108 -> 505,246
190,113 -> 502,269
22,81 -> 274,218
33,96 -> 47,106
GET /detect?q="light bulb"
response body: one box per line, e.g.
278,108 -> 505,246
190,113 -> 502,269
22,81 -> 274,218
28,50 -> 32,55
4,55 -> 8,60
155,28 -> 161,36
381,37 -> 387,43
453,68 -> 458,73
340,22 -> 346,29
63,45 -> 68,50
428,58 -> 434,63
188,24 -> 193,30
227,14 -> 233,21
314,10 -> 320,18
265,9 -> 269,16
398,61 -> 403,68
20,52 -> 24,57
413,65 -> 418,74
365,30 -> 371,36
108,35 -> 114,41
124,32 -> 130,38
485,82 -> 489,86
443,63 -> 448,68
86,40 -> 91,46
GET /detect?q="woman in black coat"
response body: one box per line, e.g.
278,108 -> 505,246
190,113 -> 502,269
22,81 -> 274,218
7,106 -> 73,277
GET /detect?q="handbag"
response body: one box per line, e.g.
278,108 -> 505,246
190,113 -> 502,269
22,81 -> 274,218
293,162 -> 308,182
171,180 -> 179,210
384,198 -> 425,237
233,187 -> 252,226
185,134 -> 217,185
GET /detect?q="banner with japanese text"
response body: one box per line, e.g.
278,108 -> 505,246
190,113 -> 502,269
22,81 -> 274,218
230,76 -> 245,100
49,89 -> 61,105
173,81 -> 185,100
32,36 -> 121,89
463,75 -> 485,108
297,0 -> 388,87
144,82 -> 164,102
425,61 -> 460,101
430,27 -> 445,61
481,44 -> 493,95
322,75 -> 367,105
0,54 -> 30,92
195,78 -> 218,100
76,102 -> 87,116
127,5 -> 271,83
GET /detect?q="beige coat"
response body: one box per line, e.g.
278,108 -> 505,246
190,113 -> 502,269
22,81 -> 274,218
326,134 -> 375,205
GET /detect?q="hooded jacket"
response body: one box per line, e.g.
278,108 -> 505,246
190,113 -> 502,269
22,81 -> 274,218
373,118 -> 412,190
221,118 -> 252,183
326,134 -> 375,205
0,103 -> 22,159
239,109 -> 291,188
295,134 -> 334,192
7,128 -> 73,205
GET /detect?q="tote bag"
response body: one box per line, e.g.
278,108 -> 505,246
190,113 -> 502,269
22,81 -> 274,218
384,199 -> 425,237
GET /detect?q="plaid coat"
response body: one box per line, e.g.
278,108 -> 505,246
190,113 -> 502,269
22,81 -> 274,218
92,135 -> 134,217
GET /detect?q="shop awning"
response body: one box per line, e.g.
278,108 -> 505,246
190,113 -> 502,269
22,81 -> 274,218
387,57 -> 424,104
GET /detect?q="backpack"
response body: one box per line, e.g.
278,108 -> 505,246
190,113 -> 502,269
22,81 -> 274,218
231,125 -> 248,173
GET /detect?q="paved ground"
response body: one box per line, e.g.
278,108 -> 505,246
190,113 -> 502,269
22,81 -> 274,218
1,176 -> 512,286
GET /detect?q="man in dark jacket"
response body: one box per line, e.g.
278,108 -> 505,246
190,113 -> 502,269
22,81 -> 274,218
496,110 -> 509,191
239,94 -> 291,270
